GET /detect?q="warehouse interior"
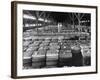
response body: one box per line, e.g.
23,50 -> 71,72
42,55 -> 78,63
23,10 -> 91,69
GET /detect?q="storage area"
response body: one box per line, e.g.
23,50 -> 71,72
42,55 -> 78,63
23,10 -> 91,69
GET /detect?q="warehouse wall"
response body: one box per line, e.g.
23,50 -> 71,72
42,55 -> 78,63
0,0 -> 99,80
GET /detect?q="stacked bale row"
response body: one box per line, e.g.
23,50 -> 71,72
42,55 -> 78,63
23,36 -> 91,68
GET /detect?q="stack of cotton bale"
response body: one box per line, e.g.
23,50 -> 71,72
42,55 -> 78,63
32,50 -> 46,68
23,46 -> 34,67
82,46 -> 91,66
59,50 -> 72,67
46,50 -> 59,67
58,41 -> 73,67
71,45 -> 83,66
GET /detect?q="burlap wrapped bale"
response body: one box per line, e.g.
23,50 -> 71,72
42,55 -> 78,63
23,41 -> 30,47
46,50 -> 59,67
32,50 -> 46,68
82,47 -> 91,66
38,46 -> 49,51
49,45 -> 60,50
33,41 -> 41,46
49,42 -> 58,46
59,50 -> 72,67
51,38 -> 58,42
23,47 -> 33,67
39,41 -> 49,47
29,44 -> 39,51
71,45 -> 83,66
23,36 -> 33,46
44,37 -> 51,42
60,43 -> 71,50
